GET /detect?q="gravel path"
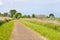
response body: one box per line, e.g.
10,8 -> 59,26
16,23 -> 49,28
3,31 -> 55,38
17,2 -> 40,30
10,20 -> 47,40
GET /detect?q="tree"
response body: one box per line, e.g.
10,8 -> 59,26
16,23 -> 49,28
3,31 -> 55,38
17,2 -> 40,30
13,12 -> 22,19
0,14 -> 4,17
32,14 -> 35,18
17,12 -> 22,17
0,13 -> 4,16
22,15 -> 27,18
3,12 -> 8,17
27,15 -> 31,18
10,9 -> 17,18
0,13 -> 2,16
49,13 -> 55,18
22,15 -> 30,18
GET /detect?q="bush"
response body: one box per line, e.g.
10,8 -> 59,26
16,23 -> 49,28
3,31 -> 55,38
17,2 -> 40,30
0,19 -> 11,26
0,20 -> 5,25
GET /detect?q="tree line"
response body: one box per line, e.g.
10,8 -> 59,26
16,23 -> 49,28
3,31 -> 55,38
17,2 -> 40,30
0,9 -> 55,19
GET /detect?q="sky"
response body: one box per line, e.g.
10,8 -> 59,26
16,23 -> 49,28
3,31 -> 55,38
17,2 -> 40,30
0,0 -> 60,17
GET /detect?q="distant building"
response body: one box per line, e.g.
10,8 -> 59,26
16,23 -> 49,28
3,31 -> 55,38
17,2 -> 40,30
36,14 -> 47,18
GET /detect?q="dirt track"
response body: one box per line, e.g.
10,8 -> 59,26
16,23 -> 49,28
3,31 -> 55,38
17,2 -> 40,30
10,20 -> 47,40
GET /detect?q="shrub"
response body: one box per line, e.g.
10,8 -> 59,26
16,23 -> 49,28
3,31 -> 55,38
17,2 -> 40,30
0,21 -> 5,25
0,19 -> 11,26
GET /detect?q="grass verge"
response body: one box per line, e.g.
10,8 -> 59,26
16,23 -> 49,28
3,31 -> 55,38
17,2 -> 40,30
25,20 -> 60,32
0,20 -> 14,40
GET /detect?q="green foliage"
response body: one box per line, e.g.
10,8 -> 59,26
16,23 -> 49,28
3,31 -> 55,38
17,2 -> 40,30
0,21 -> 5,25
27,15 -> 31,18
22,15 -> 30,18
55,18 -> 60,21
0,19 -> 11,26
0,13 -> 2,16
49,13 -> 55,18
10,9 -> 17,18
3,12 -> 8,17
13,12 -> 22,19
22,15 -> 27,18
32,14 -> 35,18
26,20 -> 60,32
0,13 -> 4,17
19,20 -> 60,40
0,21 -> 14,40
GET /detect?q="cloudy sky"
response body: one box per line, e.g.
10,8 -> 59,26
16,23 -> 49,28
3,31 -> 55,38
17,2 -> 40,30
0,0 -> 60,17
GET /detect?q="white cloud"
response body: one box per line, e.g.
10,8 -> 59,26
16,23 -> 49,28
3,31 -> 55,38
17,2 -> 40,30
0,0 -> 3,5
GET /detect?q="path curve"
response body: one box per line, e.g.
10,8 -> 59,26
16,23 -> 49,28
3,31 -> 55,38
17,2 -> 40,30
10,20 -> 47,40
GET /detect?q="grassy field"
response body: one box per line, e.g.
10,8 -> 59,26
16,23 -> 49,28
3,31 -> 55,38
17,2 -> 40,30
26,20 -> 60,32
0,20 -> 14,40
19,20 -> 60,40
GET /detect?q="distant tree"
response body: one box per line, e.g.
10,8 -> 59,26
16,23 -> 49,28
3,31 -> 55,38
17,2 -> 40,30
3,12 -> 8,17
22,15 -> 28,18
27,15 -> 31,18
13,12 -> 22,19
49,13 -> 55,18
32,14 -> 35,18
18,12 -> 22,17
1,14 -> 4,17
22,15 -> 30,18
0,13 -> 4,16
0,13 -> 2,16
10,9 -> 17,18
7,14 -> 11,17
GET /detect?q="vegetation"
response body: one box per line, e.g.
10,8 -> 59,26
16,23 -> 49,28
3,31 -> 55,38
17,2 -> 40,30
3,12 -> 8,17
0,19 -> 11,26
26,20 -> 60,32
0,9 -> 60,40
0,20 -> 5,25
32,14 -> 35,18
9,9 -> 22,19
27,15 -> 31,18
49,13 -> 55,18
22,15 -> 31,18
0,20 -> 14,40
0,9 -> 57,20
13,12 -> 22,19
19,20 -> 60,40
10,9 -> 17,18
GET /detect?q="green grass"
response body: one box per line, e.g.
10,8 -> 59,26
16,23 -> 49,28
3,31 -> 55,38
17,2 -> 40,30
0,20 -> 14,40
19,20 -> 60,40
25,20 -> 60,32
